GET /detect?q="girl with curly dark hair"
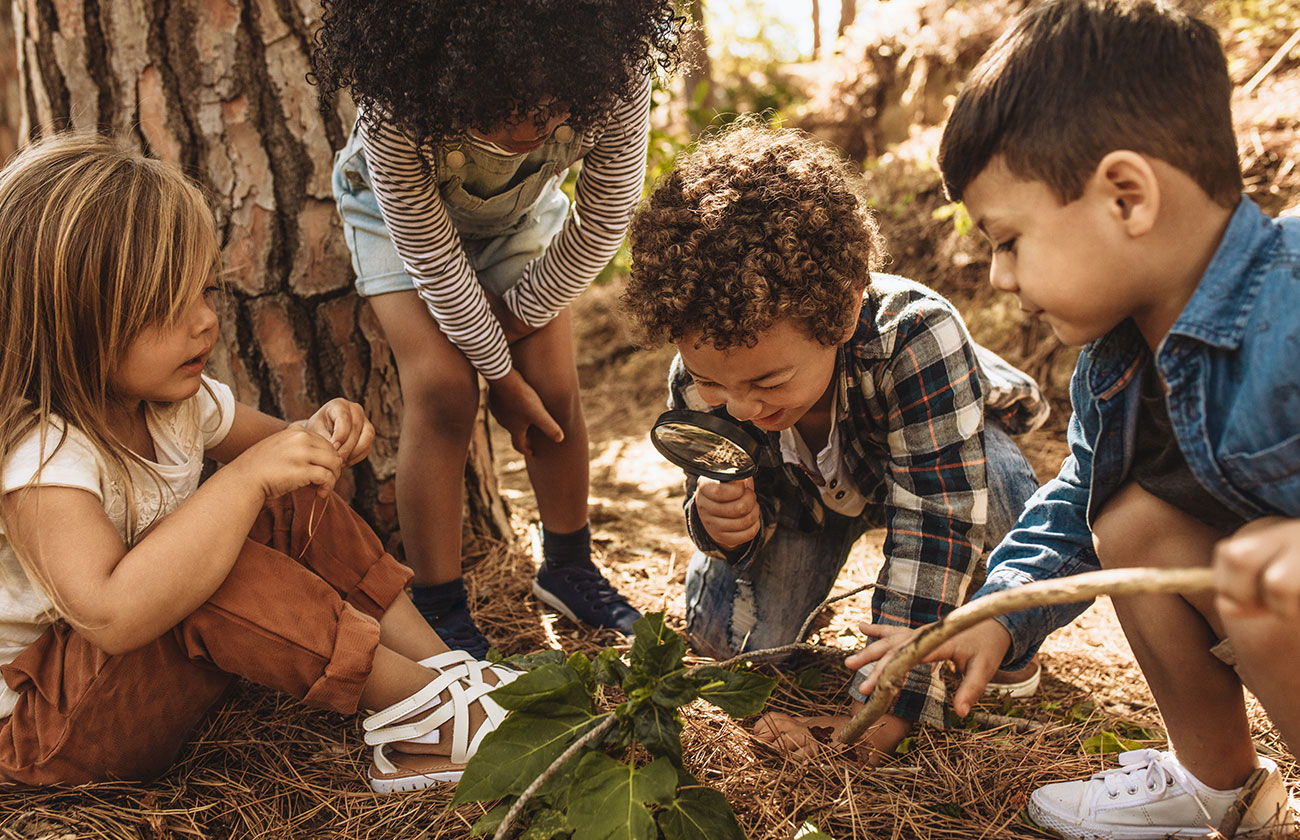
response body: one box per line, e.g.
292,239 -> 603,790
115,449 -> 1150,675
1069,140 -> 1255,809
312,0 -> 682,658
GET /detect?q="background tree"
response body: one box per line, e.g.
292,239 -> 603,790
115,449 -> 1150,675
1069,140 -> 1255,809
11,0 -> 511,551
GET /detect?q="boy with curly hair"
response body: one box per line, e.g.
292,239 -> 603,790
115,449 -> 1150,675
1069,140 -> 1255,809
622,124 -> 1048,760
852,1 -> 1300,835
311,0 -> 683,655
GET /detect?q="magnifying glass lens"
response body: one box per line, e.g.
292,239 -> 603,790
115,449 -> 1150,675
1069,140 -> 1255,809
652,422 -> 753,477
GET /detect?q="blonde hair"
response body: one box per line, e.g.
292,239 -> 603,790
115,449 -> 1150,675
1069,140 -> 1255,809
0,133 -> 220,601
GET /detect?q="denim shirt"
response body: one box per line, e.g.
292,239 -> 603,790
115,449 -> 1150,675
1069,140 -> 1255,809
975,197 -> 1300,669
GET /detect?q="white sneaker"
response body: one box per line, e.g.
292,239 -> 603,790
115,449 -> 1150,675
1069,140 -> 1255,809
1028,749 -> 1297,839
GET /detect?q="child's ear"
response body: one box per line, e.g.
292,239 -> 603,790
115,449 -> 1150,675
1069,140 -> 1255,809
1088,150 -> 1159,237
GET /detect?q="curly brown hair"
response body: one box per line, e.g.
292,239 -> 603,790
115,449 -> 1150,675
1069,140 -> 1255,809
624,124 -> 886,351
310,0 -> 683,146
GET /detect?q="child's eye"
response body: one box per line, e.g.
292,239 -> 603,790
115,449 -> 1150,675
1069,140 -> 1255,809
693,379 -> 720,390
994,237 -> 1018,254
753,382 -> 784,391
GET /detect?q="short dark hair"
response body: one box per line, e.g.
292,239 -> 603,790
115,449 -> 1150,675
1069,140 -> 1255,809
623,122 -> 886,350
939,0 -> 1241,208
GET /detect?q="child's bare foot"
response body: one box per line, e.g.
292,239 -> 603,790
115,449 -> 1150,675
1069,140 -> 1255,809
753,710 -> 912,766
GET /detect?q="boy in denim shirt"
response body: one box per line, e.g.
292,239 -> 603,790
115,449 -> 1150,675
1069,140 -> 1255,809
621,124 -> 1048,762
851,1 -> 1300,836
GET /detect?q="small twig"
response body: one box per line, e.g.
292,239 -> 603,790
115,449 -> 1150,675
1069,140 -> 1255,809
491,714 -> 616,840
1244,28 -> 1300,95
838,567 -> 1215,744
970,711 -> 1048,734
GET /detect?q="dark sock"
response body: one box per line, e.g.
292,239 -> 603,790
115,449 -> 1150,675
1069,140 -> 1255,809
410,577 -> 469,623
541,523 -> 592,568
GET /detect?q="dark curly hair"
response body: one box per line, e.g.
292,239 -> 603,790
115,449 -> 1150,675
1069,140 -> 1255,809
311,0 -> 683,145
623,123 -> 887,351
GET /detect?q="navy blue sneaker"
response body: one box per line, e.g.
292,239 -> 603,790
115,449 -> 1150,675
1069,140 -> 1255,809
532,560 -> 641,636
423,598 -> 491,659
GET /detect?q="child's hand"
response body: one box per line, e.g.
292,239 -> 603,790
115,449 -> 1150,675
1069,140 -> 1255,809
846,618 -> 1012,717
1214,516 -> 1300,620
301,398 -> 375,467
231,425 -> 343,500
695,476 -> 759,550
487,369 -> 564,455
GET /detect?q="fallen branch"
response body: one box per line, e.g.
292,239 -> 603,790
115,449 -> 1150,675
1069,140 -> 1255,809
1244,27 -> 1300,95
492,714 -> 617,840
838,567 -> 1215,744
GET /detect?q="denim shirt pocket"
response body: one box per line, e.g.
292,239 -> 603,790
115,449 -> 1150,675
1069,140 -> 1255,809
1218,433 -> 1300,516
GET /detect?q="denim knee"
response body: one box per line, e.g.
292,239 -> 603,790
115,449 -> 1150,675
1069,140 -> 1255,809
984,421 -> 1040,547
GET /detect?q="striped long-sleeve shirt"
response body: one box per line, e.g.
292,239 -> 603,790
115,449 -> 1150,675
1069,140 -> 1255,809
359,79 -> 652,379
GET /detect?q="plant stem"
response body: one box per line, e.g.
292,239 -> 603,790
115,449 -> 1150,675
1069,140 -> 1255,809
491,714 -> 616,840
838,567 -> 1215,744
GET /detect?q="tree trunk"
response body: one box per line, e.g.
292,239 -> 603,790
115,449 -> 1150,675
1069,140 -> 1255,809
812,0 -> 821,58
12,0 -> 511,551
838,0 -> 857,40
682,0 -> 713,112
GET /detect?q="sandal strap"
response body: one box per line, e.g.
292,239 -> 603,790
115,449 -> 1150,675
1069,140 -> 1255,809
418,650 -> 477,672
363,669 -> 461,733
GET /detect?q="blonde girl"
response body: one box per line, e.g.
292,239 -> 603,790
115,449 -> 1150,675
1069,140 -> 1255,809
0,134 -> 512,792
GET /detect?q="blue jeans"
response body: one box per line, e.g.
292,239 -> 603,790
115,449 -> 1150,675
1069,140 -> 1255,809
684,422 -> 1040,691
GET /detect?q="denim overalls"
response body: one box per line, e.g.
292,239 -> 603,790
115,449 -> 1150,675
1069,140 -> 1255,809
976,198 -> 1300,669
331,118 -> 589,296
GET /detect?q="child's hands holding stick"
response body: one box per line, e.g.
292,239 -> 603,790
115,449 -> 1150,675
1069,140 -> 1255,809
847,618 -> 1013,717
1214,516 -> 1300,620
300,398 -> 375,467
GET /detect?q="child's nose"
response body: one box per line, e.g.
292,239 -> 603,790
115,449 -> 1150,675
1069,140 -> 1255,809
192,297 -> 219,335
725,392 -> 764,422
988,260 -> 1018,293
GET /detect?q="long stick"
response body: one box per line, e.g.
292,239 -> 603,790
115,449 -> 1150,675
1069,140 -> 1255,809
838,567 -> 1215,744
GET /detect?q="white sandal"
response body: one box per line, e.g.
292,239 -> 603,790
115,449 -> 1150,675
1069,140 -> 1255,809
363,656 -> 518,793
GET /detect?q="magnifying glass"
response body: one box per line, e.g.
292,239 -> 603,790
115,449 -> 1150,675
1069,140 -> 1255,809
650,409 -> 768,481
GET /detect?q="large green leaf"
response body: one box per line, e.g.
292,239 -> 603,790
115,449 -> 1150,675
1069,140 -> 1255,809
566,753 -> 678,840
630,613 -> 686,679
469,802 -> 512,836
503,649 -> 569,670
520,807 -> 571,840
651,670 -> 699,709
489,663 -> 592,714
453,711 -> 607,805
690,666 -> 777,718
631,701 -> 683,759
657,787 -> 747,840
593,648 -> 631,687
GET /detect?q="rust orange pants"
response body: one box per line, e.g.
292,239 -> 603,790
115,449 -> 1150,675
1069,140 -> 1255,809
0,488 -> 412,785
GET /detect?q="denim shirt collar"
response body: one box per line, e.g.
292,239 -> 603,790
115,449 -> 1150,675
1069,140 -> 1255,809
1166,197 -> 1273,351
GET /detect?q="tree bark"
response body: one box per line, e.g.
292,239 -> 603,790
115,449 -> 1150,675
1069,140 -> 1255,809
812,0 -> 821,58
12,0 -> 511,550
838,0 -> 857,40
682,0 -> 713,112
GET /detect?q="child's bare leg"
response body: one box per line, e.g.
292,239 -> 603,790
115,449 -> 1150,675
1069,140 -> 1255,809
367,291 -> 481,587
1092,482 -> 1256,789
511,307 -> 589,531
378,594 -> 451,661
1222,610 -> 1300,755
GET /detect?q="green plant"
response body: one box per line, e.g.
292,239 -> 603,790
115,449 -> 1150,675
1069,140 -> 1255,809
454,612 -> 777,840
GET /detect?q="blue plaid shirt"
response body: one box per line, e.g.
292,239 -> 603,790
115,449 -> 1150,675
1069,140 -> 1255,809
669,274 -> 1048,725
